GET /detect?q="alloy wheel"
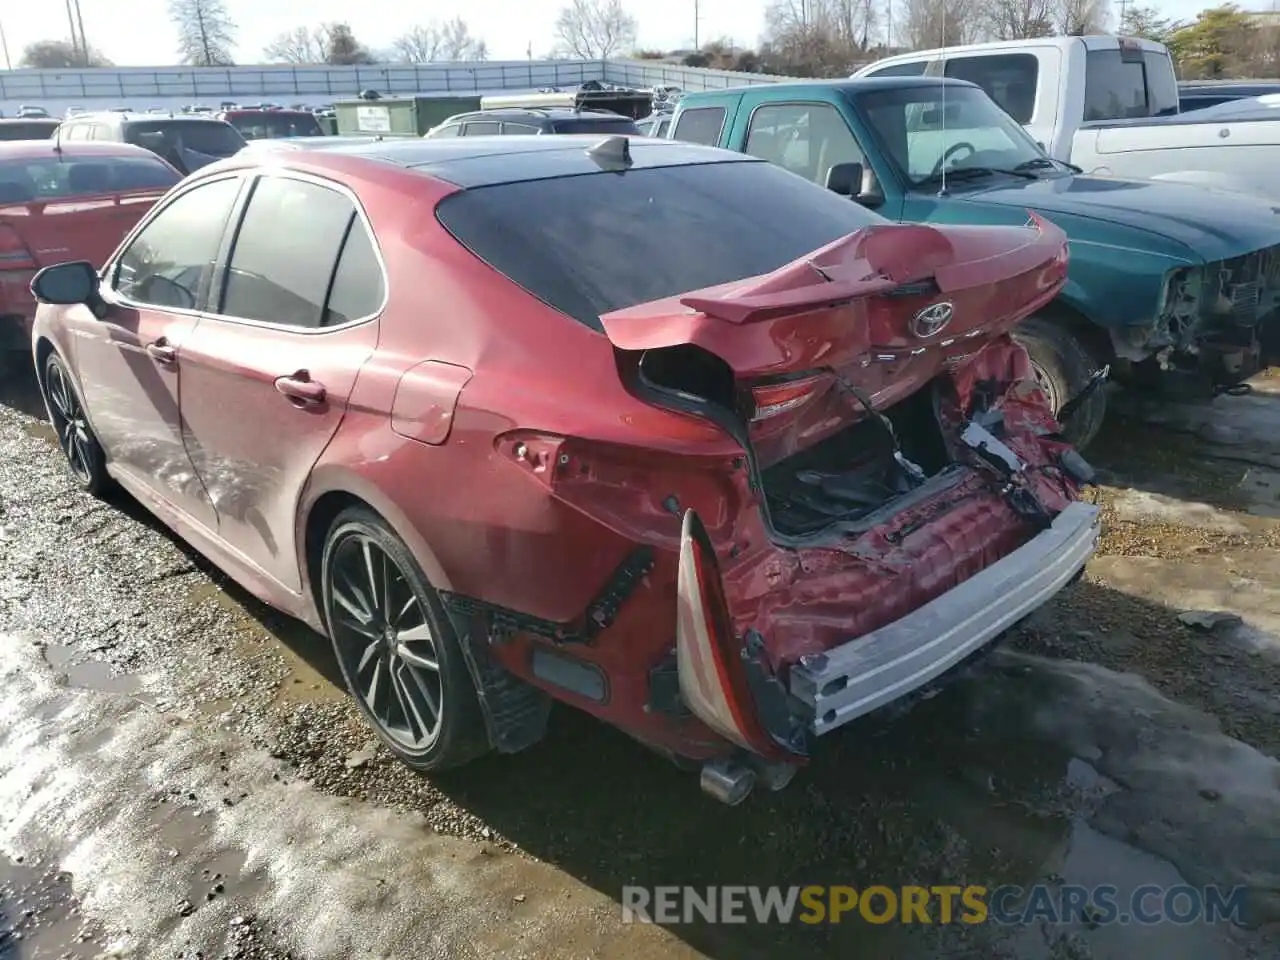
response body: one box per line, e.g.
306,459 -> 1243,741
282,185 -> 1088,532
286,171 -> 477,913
1030,358 -> 1063,414
327,532 -> 444,750
45,360 -> 95,484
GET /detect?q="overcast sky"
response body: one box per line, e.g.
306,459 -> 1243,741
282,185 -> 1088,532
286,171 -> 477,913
0,0 -> 1231,69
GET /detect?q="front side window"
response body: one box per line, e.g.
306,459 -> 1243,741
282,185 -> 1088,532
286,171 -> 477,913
856,85 -> 1048,184
114,177 -> 242,310
671,106 -> 726,145
745,102 -> 864,188
944,53 -> 1039,124
219,176 -> 369,329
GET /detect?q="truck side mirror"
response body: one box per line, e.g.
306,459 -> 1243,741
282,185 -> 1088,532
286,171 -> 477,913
825,161 -> 884,209
825,162 -> 863,197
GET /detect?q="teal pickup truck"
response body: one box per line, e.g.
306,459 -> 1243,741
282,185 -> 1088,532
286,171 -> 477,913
668,77 -> 1280,445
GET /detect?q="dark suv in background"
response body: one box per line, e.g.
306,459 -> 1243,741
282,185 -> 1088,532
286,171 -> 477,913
54,113 -> 247,174
424,107 -> 641,137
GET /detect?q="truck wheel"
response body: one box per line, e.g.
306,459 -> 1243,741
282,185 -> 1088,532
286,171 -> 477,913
1014,315 -> 1107,450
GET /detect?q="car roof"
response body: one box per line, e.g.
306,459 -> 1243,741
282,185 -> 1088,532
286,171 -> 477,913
65,112 -> 233,125
240,134 -> 756,189
0,139 -> 165,160
678,76 -> 981,101
449,108 -> 635,123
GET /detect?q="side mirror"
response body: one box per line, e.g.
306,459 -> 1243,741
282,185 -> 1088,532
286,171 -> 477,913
825,161 -> 864,197
31,260 -> 99,305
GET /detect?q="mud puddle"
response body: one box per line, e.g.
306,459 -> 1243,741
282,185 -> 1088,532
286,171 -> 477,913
0,851 -> 101,960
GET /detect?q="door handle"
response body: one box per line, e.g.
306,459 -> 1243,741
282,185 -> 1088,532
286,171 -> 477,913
145,339 -> 177,366
274,372 -> 327,407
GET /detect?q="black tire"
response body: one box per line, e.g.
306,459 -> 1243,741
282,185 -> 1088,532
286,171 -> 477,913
1013,314 -> 1108,450
41,351 -> 111,496
320,506 -> 490,772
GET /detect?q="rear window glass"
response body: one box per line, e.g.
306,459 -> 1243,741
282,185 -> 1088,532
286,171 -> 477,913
0,122 -> 59,141
0,155 -> 179,201
551,117 -> 640,134
671,106 -> 726,144
436,160 -> 887,331
125,120 -> 245,157
1083,49 -> 1179,121
225,112 -> 323,140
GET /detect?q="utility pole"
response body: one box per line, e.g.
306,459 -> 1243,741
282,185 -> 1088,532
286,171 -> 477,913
0,18 -> 10,70
74,0 -> 89,65
64,0 -> 82,64
693,0 -> 700,51
1117,0 -> 1129,32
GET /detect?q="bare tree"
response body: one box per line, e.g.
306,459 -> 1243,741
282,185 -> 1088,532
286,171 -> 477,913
900,0 -> 980,49
20,38 -> 111,68
263,26 -> 327,64
763,0 -> 879,74
393,18 -> 488,62
1054,0 -> 1109,35
168,0 -> 236,66
553,0 -> 638,58
322,22 -> 376,65
983,0 -> 1055,39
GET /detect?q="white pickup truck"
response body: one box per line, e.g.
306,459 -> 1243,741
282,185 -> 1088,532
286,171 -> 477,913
853,35 -> 1280,199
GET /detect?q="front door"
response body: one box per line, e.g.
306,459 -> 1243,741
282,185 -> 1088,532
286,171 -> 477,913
75,175 -> 245,529
177,172 -> 385,593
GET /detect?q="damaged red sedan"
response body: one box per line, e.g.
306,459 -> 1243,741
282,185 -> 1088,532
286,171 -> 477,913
28,136 -> 1100,803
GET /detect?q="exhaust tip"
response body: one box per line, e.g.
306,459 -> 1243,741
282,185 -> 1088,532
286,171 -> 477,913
700,759 -> 757,806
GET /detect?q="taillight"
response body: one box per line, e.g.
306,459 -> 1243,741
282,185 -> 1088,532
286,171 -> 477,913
748,372 -> 829,422
0,225 -> 36,271
675,509 -> 780,756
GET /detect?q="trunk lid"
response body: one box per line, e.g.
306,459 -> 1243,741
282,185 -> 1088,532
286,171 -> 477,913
600,216 -> 1068,464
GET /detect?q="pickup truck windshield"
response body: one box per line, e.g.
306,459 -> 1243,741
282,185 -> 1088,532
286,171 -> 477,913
856,85 -> 1049,185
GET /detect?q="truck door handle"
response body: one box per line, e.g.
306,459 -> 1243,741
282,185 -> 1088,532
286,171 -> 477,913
145,339 -> 177,366
274,372 -> 327,407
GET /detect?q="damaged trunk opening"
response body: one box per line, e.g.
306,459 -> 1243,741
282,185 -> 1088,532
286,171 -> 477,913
630,342 -> 962,545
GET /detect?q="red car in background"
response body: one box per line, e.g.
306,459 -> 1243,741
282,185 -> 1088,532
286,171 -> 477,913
0,140 -> 180,359
26,138 -> 1100,803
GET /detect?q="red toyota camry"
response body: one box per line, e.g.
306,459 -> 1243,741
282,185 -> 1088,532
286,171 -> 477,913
29,136 -> 1099,803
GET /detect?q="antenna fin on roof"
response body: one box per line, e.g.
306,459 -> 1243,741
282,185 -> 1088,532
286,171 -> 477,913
586,135 -> 633,171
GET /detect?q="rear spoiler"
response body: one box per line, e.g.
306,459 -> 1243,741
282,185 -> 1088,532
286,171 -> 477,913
675,213 -> 1062,327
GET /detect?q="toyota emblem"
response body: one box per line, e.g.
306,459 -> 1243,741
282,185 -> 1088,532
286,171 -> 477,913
911,301 -> 954,338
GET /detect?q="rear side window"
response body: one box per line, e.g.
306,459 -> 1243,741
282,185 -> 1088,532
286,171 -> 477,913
1083,49 -> 1179,121
502,122 -> 542,135
436,160 -> 887,331
226,112 -> 322,140
220,176 -> 381,328
462,121 -> 501,136
428,124 -> 461,138
944,54 -> 1038,123
866,61 -> 927,78
0,155 -> 179,199
671,106 -> 726,144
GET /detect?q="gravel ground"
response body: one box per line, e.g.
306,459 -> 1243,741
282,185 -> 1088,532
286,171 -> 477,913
0,364 -> 1277,960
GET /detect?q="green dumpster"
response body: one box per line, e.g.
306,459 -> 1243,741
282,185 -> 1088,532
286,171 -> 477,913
334,96 -> 484,137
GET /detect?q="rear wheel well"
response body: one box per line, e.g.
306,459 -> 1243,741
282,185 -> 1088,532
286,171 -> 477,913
304,491 -> 370,617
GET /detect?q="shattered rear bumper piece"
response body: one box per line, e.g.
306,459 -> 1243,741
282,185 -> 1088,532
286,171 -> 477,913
788,500 -> 1101,735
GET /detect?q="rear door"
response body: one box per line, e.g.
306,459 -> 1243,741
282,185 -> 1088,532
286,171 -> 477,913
176,172 -> 385,593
